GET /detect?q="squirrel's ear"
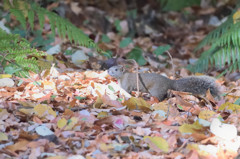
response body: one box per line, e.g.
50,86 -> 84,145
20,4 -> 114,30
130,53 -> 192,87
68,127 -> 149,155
120,66 -> 125,72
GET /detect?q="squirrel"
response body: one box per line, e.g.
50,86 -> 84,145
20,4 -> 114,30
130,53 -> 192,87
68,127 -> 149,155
108,65 -> 220,101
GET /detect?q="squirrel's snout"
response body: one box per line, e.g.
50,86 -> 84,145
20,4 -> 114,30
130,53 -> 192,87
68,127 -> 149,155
108,69 -> 113,76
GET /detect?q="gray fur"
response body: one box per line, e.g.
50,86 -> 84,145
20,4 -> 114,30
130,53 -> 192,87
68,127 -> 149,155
108,65 -> 220,101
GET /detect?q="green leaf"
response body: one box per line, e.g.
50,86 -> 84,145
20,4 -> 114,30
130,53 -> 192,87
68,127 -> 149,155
36,9 -> 45,30
10,9 -> 26,29
4,66 -> 22,74
51,95 -> 57,99
75,96 -> 86,100
108,85 -> 115,92
120,37 -> 132,48
117,98 -> 124,102
102,50 -> 112,58
28,9 -> 34,29
101,34 -> 111,43
65,50 -> 75,55
127,9 -> 137,19
17,79 -> 24,86
126,47 -> 146,66
8,1 -> 102,52
153,45 -> 171,56
114,19 -> 121,33
234,98 -> 240,105
160,0 -> 200,11
177,104 -> 183,110
33,81 -> 41,86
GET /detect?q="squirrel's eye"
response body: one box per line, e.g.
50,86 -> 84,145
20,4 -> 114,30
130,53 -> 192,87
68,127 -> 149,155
115,69 -> 118,71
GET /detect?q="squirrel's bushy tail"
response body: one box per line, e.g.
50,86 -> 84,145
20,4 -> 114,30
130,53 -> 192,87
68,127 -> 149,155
172,76 -> 220,98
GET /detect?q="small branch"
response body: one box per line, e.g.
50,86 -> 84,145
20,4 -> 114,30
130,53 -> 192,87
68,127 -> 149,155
125,59 -> 140,97
166,101 -> 170,119
165,51 -> 175,77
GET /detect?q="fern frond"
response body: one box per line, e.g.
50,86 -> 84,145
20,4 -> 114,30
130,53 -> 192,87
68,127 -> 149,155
10,8 -> 26,29
191,8 -> 240,73
5,0 -> 101,52
0,28 -> 45,76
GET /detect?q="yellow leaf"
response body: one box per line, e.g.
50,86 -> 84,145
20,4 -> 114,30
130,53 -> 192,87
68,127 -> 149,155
19,108 -> 34,116
123,97 -> 151,112
93,96 -> 103,108
179,121 -> 204,135
37,60 -> 52,70
42,69 -> 50,78
144,136 -> 169,153
233,9 -> 240,24
0,74 -> 12,78
65,117 -> 78,130
195,73 -> 204,76
57,118 -> 67,129
100,143 -> 114,152
97,111 -> 108,119
218,102 -> 240,113
0,132 -> 8,141
198,110 -> 216,120
34,104 -> 56,118
152,102 -> 168,111
46,54 -> 54,62
18,101 -> 36,107
187,144 -> 199,151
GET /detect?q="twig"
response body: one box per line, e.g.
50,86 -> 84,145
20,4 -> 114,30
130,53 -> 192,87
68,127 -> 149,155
165,50 -> 175,77
166,101 -> 171,119
175,138 -> 189,152
125,59 -> 140,97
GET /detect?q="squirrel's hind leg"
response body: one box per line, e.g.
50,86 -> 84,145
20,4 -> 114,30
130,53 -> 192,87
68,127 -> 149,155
149,88 -> 167,101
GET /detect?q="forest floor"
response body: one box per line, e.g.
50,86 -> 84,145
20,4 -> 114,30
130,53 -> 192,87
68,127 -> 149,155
0,1 -> 240,159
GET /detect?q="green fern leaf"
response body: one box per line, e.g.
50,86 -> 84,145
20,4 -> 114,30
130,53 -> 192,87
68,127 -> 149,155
7,0 -> 101,52
28,9 -> 34,29
10,9 -> 26,29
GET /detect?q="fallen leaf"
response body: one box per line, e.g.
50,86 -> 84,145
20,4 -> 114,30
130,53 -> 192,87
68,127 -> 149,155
57,118 -> 67,129
0,132 -> 8,141
179,121 -> 204,135
65,117 -> 79,130
93,96 -> 103,108
34,104 -> 56,120
101,93 -> 123,108
0,74 -> 12,78
123,97 -> 151,112
5,139 -> 29,152
144,136 -> 169,153
198,110 -> 216,120
218,102 -> 240,113
36,125 -> 54,136
97,111 -> 108,119
19,108 -> 34,116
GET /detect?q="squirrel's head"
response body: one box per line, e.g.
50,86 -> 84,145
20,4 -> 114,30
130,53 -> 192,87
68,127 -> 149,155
108,65 -> 125,79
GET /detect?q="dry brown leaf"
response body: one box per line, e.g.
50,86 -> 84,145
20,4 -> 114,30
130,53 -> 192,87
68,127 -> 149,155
5,139 -> 29,153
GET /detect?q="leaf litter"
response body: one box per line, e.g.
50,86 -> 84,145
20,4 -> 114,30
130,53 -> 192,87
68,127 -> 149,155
1,1 -> 240,158
0,65 -> 239,158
